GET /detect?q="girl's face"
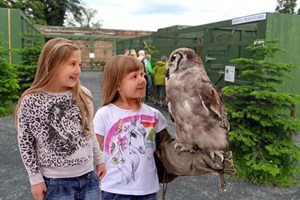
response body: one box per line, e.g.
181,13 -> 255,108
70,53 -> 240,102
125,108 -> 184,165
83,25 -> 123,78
46,50 -> 82,92
118,69 -> 146,100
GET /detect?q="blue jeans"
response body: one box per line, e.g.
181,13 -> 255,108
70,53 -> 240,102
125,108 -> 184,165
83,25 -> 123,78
101,191 -> 157,200
44,171 -> 100,200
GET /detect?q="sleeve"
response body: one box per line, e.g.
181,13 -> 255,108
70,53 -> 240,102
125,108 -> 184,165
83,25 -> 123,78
147,61 -> 152,75
93,108 -> 106,136
152,65 -> 156,77
155,128 -> 236,189
156,110 -> 168,133
17,98 -> 44,185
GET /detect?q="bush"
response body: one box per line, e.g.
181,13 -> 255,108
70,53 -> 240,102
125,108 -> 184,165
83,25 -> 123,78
16,39 -> 43,93
0,42 -> 19,116
222,40 -> 300,187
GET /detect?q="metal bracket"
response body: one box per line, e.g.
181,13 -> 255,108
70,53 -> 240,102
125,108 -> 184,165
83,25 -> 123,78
205,55 -> 216,62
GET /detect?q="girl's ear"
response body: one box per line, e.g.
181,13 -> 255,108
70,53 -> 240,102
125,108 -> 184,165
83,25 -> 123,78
117,83 -> 121,91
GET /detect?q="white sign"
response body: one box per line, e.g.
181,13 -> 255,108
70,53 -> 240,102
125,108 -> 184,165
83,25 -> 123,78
232,13 -> 266,25
254,40 -> 265,46
224,66 -> 235,82
89,53 -> 95,58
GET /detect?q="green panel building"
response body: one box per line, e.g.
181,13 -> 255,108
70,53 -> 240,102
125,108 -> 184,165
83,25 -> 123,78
117,12 -> 300,119
0,8 -> 42,64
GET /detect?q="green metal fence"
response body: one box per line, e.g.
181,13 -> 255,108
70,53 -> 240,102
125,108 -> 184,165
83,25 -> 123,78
116,12 -> 300,118
0,8 -> 42,64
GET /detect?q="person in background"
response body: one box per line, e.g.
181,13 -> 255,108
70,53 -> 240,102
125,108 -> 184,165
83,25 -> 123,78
145,53 -> 153,101
123,49 -> 129,56
130,49 -> 137,58
152,56 -> 168,107
94,55 -> 168,200
15,38 -> 105,200
138,50 -> 149,101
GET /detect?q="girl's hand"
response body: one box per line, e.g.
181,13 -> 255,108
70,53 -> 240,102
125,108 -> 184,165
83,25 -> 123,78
96,163 -> 106,180
31,182 -> 47,200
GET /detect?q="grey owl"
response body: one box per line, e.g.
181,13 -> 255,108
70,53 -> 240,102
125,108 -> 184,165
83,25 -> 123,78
166,48 -> 229,160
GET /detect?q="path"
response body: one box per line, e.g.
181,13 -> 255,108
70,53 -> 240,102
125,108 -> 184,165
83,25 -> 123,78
0,70 -> 299,200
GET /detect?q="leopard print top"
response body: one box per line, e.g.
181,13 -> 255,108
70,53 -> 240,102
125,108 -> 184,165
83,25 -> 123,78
17,89 -> 104,185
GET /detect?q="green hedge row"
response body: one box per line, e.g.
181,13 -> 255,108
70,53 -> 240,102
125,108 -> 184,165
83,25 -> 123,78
0,38 -> 42,116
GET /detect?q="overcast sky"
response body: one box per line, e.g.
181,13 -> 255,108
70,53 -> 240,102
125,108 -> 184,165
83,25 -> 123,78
83,0 -> 283,31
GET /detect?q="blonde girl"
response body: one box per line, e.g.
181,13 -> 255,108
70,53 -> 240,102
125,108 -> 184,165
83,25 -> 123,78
93,55 -> 168,200
15,38 -> 105,200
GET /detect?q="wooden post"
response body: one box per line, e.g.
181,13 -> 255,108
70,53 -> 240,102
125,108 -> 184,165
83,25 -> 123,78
8,9 -> 11,64
290,104 -> 295,139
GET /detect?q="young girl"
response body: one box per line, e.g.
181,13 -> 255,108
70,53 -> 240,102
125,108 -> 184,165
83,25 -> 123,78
15,38 -> 106,200
93,55 -> 168,199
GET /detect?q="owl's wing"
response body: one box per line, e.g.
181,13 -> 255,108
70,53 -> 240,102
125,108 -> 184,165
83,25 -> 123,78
198,79 -> 229,130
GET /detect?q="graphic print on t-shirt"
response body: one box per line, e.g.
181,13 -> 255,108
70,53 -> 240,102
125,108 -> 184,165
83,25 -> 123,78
105,114 -> 158,184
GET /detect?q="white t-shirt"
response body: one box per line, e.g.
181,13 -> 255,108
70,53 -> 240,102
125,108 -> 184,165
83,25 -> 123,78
94,103 -> 168,195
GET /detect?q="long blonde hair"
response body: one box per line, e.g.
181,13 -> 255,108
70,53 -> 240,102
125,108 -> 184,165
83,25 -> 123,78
101,55 -> 144,107
15,38 -> 93,133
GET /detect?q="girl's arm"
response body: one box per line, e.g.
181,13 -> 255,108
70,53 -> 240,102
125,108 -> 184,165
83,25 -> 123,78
92,133 -> 106,179
17,99 -> 44,185
96,135 -> 104,148
17,98 -> 46,199
93,108 -> 106,179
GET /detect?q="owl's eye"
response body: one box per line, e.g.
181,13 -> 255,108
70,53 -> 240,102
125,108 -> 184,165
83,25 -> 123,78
170,54 -> 177,61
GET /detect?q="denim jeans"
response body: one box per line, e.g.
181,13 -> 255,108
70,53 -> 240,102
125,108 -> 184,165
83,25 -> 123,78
101,191 -> 157,200
44,171 -> 100,200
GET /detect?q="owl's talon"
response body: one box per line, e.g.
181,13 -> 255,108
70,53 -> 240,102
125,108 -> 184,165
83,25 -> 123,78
174,142 -> 194,153
210,150 -> 224,162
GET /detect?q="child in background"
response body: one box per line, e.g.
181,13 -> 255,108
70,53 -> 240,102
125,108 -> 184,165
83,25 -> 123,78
93,55 -> 168,200
15,38 -> 105,200
152,56 -> 168,107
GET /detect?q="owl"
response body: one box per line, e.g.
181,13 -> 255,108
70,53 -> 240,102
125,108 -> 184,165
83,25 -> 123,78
166,48 -> 229,161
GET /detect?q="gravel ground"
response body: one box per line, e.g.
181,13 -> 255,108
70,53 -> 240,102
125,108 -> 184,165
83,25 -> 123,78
0,70 -> 299,200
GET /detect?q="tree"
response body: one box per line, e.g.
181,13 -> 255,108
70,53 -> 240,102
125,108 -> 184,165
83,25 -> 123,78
275,0 -> 300,14
44,0 -> 83,26
65,5 -> 103,29
221,40 -> 300,186
1,0 -> 84,26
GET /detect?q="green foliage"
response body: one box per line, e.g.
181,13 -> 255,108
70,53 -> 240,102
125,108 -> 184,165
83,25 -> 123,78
144,44 -> 159,56
3,0 -> 84,26
0,40 -> 19,116
275,0 -> 299,14
222,40 -> 300,186
44,0 -> 83,26
0,0 -> 10,7
144,43 -> 160,64
65,4 -> 103,29
16,36 -> 43,93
